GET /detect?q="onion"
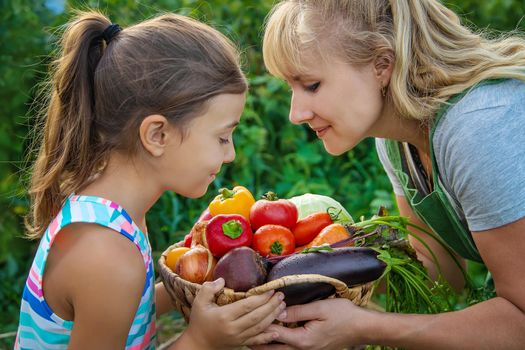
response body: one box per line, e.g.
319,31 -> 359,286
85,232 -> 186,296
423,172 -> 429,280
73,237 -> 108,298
175,245 -> 216,284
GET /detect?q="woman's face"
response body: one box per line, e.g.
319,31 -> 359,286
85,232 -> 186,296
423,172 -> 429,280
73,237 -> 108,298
286,55 -> 386,155
162,93 -> 245,198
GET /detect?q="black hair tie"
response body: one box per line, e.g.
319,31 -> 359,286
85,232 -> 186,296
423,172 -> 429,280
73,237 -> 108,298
102,24 -> 121,44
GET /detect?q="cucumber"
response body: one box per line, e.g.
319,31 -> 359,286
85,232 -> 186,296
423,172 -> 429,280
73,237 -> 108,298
267,247 -> 386,305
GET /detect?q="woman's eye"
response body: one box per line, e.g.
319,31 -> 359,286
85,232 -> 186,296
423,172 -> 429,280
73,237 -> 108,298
305,82 -> 320,92
219,137 -> 230,145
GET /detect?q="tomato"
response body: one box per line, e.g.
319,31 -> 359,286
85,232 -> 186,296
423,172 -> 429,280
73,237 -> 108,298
252,224 -> 295,257
292,212 -> 333,246
249,192 -> 298,231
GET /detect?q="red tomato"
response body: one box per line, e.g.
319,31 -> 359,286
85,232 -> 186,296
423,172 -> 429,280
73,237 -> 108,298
252,224 -> 295,257
292,212 -> 333,246
249,192 -> 298,231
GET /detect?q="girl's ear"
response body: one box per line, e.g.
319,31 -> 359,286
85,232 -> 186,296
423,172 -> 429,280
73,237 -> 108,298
139,114 -> 172,157
374,49 -> 395,87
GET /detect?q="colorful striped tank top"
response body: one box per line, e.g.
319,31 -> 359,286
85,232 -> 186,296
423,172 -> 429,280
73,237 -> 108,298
15,195 -> 156,349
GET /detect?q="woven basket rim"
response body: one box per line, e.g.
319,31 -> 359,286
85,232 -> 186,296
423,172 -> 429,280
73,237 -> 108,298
158,241 -> 377,322
159,242 -> 375,297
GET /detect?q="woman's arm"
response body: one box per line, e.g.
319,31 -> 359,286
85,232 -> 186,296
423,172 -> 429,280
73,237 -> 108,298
396,195 -> 467,291
253,217 -> 525,350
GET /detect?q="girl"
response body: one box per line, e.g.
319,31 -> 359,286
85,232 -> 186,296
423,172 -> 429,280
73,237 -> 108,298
258,0 -> 525,349
16,10 -> 284,350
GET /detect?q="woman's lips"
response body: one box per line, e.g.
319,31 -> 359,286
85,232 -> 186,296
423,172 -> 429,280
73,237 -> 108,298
314,126 -> 330,138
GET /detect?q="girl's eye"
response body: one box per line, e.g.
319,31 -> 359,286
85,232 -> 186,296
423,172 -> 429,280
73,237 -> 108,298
219,137 -> 230,145
305,82 -> 320,92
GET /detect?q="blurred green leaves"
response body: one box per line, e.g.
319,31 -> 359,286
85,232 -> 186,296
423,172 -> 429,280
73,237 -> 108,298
1,0 -> 524,344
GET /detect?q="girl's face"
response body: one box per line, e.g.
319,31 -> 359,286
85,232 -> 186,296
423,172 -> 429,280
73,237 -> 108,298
162,93 -> 245,198
286,55 -> 386,155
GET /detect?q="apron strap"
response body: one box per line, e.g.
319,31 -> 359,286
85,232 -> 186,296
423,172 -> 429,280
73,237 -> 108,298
384,78 -> 507,263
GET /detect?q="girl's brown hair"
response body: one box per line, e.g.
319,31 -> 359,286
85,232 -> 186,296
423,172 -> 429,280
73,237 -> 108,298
27,10 -> 247,238
263,0 -> 525,121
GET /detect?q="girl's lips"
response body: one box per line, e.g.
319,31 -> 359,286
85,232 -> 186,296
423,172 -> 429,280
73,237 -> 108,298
315,126 -> 330,138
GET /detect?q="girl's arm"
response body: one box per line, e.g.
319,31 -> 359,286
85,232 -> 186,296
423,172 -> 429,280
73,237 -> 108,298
252,217 -> 525,350
396,195 -> 467,291
155,282 -> 176,316
51,225 -> 147,350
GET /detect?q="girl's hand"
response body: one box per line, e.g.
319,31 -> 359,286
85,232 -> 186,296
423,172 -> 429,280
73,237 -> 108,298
251,298 -> 370,350
179,278 -> 285,350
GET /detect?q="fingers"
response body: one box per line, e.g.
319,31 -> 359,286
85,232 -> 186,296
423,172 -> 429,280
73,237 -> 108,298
264,324 -> 306,348
222,290 -> 277,320
275,302 -> 322,323
236,293 -> 286,338
249,341 -> 296,350
193,278 -> 225,308
242,331 -> 277,347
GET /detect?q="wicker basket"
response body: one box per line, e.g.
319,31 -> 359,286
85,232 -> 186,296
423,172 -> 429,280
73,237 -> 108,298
158,242 -> 376,323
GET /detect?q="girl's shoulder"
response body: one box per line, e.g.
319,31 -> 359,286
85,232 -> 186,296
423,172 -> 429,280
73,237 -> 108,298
49,221 -> 147,301
59,195 -> 149,250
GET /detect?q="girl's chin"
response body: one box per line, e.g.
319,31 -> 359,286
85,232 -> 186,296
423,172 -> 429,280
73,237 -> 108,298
175,185 -> 209,199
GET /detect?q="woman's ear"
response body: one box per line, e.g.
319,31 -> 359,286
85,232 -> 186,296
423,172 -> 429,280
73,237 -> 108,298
374,49 -> 395,87
139,114 -> 172,157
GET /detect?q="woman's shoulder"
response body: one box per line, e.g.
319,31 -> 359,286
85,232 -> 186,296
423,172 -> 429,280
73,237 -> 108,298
432,79 -> 525,231
449,78 -> 525,116
435,79 -> 525,139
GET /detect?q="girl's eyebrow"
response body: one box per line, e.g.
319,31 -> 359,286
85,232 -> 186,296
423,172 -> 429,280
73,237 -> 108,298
223,121 -> 240,129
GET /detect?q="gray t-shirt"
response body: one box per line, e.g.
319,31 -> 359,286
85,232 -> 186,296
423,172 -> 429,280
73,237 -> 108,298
376,79 -> 525,232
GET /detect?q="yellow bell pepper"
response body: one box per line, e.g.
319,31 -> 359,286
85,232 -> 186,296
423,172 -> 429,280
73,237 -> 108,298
209,186 -> 255,221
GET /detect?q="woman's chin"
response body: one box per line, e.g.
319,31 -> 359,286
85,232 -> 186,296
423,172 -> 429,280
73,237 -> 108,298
323,142 -> 348,156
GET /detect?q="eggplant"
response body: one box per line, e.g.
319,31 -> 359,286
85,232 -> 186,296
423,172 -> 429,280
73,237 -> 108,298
267,247 -> 386,306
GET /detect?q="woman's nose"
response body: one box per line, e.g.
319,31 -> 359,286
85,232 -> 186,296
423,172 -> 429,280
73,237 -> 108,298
289,92 -> 314,124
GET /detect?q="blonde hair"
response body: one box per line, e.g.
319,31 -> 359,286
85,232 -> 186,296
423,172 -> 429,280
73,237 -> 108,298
27,10 -> 247,238
263,0 -> 525,120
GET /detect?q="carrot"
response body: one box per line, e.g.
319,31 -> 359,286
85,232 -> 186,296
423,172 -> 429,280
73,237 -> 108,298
304,223 -> 353,248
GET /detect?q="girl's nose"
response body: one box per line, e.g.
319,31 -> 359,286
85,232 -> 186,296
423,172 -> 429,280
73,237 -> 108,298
223,142 -> 236,164
288,92 -> 314,125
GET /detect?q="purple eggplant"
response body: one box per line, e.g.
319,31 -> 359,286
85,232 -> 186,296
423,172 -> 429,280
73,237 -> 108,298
267,247 -> 386,306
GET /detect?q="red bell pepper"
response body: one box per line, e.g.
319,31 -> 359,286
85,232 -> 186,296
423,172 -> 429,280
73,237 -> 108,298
205,214 -> 253,257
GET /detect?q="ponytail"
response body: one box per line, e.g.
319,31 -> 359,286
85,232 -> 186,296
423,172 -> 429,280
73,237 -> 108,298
27,11 -> 112,238
27,10 -> 247,238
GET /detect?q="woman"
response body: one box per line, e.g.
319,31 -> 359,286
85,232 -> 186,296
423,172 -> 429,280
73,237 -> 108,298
258,0 -> 525,348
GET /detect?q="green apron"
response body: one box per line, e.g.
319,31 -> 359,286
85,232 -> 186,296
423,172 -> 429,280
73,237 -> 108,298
384,79 -> 505,264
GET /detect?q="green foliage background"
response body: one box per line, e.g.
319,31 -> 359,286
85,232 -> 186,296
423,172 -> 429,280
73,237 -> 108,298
1,0 -> 523,347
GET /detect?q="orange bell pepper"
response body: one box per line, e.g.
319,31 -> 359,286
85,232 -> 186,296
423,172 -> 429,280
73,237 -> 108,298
209,186 -> 255,221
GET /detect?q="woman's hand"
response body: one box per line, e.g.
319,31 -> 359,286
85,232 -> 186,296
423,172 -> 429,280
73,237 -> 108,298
176,278 -> 286,350
251,298 -> 370,350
